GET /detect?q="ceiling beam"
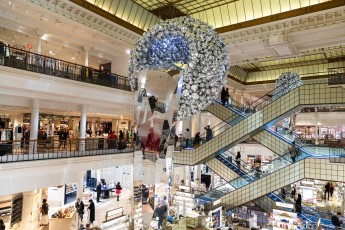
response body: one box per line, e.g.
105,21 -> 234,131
216,0 -> 345,34
69,0 -> 145,35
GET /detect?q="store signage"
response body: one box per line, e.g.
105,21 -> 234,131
106,207 -> 123,220
213,199 -> 221,206
178,185 -> 190,192
276,202 -> 294,209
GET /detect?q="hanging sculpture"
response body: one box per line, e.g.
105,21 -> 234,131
272,72 -> 303,100
129,16 -> 229,119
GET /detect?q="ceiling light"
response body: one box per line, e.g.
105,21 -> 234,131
126,49 -> 131,54
71,57 -> 75,60
41,34 -> 47,40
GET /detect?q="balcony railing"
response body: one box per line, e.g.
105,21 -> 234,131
328,67 -> 345,85
0,44 -> 138,91
0,138 -> 139,163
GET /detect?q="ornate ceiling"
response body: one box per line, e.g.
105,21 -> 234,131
83,0 -> 340,32
132,0 -> 239,19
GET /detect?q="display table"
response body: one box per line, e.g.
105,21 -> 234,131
186,216 -> 202,228
49,209 -> 77,230
166,217 -> 186,230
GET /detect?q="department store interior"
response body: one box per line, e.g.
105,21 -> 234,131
0,0 -> 345,230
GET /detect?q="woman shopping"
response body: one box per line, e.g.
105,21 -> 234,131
115,182 -> 122,201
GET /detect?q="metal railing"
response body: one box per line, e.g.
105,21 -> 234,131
0,44 -> 138,91
0,138 -> 138,163
329,147 -> 345,163
328,67 -> 345,85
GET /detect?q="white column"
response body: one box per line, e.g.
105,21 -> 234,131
79,105 -> 87,151
186,166 -> 192,188
77,172 -> 85,199
197,165 -> 201,190
29,99 -> 39,154
37,36 -> 42,54
21,190 -> 41,230
83,46 -> 91,67
315,107 -> 319,145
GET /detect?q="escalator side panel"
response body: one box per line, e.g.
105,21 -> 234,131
205,158 -> 239,182
220,158 -> 340,209
253,130 -> 290,156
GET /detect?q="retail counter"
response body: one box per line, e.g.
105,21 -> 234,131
49,209 -> 77,230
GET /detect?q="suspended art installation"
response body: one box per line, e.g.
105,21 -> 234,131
272,72 -> 303,100
129,16 -> 229,119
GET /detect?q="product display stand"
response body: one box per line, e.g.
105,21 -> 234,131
49,208 -> 77,230
271,209 -> 301,230
205,206 -> 223,229
174,191 -> 195,215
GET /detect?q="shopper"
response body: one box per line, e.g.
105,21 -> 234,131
119,130 -> 124,140
107,131 -> 115,149
225,88 -> 230,106
205,125 -> 213,142
154,202 -> 167,230
96,182 -> 102,202
148,95 -> 158,113
174,134 -> 179,148
289,142 -> 299,163
85,224 -> 91,230
325,182 -> 330,201
115,182 -> 122,201
331,212 -> 343,228
281,187 -> 286,200
295,194 -> 302,214
75,198 -> 85,222
0,219 -> 5,230
88,200 -> 95,224
235,151 -> 241,169
58,128 -> 68,149
291,184 -> 297,199
221,87 -> 226,105
40,199 -> 49,226
184,128 -> 191,148
330,182 -> 334,198
193,132 -> 201,148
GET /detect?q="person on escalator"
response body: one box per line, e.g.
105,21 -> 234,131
331,212 -> 343,228
205,125 -> 213,142
295,194 -> 302,214
289,142 -> 299,163
225,88 -> 230,106
235,151 -> 241,169
221,87 -> 226,105
325,182 -> 331,201
281,187 -> 286,200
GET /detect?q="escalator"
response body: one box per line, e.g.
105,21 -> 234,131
174,83 -> 345,166
204,97 -> 337,227
199,157 -> 338,228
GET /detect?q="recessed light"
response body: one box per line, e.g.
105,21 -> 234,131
126,49 -> 131,54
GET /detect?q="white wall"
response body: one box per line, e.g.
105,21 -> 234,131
230,143 -> 277,159
296,112 -> 345,126
0,153 -> 134,196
